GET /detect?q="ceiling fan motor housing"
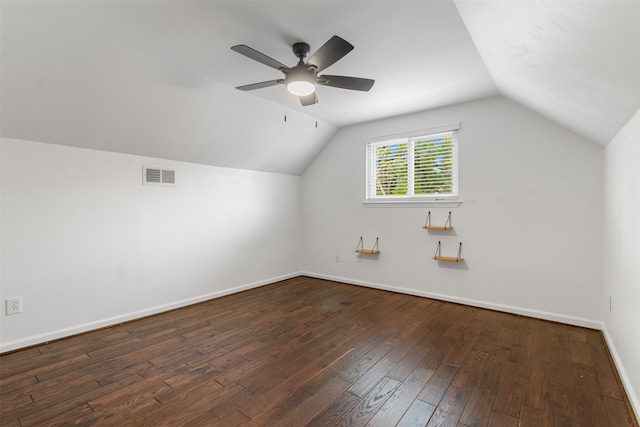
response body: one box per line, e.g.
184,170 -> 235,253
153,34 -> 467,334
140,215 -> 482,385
292,42 -> 311,60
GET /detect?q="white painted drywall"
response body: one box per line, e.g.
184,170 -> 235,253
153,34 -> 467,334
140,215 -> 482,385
603,107 -> 640,419
301,96 -> 603,326
0,138 -> 302,352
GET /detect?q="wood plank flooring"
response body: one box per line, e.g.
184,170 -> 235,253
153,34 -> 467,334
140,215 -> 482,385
1,276 -> 637,426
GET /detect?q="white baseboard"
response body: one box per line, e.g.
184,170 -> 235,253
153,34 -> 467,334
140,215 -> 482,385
601,325 -> 640,423
0,272 -> 301,354
301,271 -> 602,329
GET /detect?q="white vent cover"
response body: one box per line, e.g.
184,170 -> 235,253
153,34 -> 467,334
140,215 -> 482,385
143,166 -> 176,186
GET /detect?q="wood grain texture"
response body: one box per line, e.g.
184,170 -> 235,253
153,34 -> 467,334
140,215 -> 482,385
0,277 -> 637,426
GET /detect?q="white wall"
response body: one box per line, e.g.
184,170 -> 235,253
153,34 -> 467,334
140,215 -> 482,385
0,138 -> 302,352
302,96 -> 603,326
603,107 -> 640,418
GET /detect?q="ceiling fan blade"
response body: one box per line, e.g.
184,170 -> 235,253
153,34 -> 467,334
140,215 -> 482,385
236,79 -> 283,91
231,45 -> 289,71
306,36 -> 354,72
318,75 -> 375,91
299,93 -> 318,106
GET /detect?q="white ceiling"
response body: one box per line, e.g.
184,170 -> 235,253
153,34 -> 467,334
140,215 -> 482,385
456,0 -> 640,146
2,1 -> 639,175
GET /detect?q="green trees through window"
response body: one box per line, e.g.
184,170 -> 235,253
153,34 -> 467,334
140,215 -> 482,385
370,131 -> 457,199
414,135 -> 454,195
375,143 -> 408,196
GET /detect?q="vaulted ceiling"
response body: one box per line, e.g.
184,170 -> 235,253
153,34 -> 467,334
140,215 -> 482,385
2,1 -> 639,175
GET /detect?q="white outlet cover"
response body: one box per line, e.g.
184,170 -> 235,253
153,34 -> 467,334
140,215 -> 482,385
6,297 -> 22,315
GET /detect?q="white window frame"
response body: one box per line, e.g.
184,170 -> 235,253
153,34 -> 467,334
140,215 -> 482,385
364,123 -> 460,207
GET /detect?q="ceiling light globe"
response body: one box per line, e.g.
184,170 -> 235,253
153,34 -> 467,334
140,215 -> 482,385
287,80 -> 316,97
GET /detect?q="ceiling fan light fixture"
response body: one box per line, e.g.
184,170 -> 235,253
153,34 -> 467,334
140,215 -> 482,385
232,36 -> 373,106
285,67 -> 316,96
287,80 -> 316,96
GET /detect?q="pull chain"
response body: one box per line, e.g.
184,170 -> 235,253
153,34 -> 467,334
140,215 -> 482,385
284,85 -> 287,122
314,93 -> 318,128
282,87 -> 322,128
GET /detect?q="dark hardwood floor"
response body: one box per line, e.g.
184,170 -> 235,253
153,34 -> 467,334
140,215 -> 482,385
0,277 -> 637,426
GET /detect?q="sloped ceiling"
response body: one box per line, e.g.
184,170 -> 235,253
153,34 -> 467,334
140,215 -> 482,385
1,1 -> 639,175
455,0 -> 640,146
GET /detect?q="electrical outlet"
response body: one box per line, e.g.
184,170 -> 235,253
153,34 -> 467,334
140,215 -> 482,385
335,254 -> 341,263
6,297 -> 22,315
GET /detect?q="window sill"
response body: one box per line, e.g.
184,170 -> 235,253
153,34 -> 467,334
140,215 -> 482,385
362,199 -> 462,208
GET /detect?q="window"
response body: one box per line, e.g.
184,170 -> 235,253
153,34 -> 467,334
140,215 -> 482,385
365,124 -> 459,203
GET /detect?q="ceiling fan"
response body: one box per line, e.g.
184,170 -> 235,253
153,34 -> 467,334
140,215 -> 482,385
231,35 -> 374,106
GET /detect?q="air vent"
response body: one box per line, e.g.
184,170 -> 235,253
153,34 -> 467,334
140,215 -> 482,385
143,166 -> 176,186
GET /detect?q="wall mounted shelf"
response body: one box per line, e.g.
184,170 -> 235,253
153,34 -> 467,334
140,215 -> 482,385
356,237 -> 380,254
433,241 -> 463,262
423,211 -> 453,230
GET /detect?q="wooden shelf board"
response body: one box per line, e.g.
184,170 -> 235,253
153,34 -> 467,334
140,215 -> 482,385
422,226 -> 453,230
356,249 -> 381,254
433,256 -> 464,262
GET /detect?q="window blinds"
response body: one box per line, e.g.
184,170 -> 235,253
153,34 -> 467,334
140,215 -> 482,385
412,131 -> 458,196
366,127 -> 458,200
